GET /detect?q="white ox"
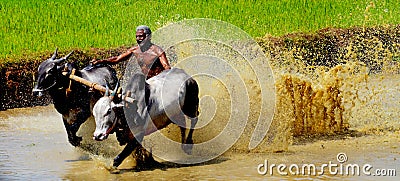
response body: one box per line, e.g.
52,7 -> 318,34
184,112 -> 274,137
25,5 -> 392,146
92,68 -> 199,168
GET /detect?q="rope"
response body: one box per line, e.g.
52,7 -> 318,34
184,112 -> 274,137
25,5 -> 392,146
65,69 -> 75,97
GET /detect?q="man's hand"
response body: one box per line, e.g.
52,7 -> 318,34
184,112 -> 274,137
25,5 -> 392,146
90,58 -> 104,65
91,56 -> 120,65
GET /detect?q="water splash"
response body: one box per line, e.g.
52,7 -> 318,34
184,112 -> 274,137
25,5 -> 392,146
83,25 -> 399,159
258,25 -> 400,151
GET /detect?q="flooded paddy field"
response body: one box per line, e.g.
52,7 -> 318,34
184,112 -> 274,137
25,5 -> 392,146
0,72 -> 398,180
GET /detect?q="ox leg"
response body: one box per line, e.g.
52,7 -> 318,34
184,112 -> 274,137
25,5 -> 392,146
171,114 -> 191,154
174,113 -> 197,155
186,116 -> 198,144
182,116 -> 198,155
113,139 -> 139,168
62,118 -> 82,147
63,118 -> 78,146
63,110 -> 91,147
179,126 -> 188,153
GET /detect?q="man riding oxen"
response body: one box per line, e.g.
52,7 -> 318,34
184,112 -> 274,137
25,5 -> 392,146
91,26 -> 199,168
91,25 -> 171,79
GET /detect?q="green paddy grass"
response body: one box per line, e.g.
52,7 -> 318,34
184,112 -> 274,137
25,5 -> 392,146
0,0 -> 399,60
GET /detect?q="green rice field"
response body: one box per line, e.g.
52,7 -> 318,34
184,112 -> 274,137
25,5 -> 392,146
0,0 -> 399,60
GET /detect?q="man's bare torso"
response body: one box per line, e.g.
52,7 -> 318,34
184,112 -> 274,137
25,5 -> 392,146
130,44 -> 165,78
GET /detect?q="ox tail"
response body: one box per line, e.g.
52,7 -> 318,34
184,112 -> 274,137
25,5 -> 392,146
182,78 -> 199,118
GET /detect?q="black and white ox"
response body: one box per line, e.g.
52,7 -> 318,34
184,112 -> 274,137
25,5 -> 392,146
92,68 -> 199,167
32,49 -> 118,146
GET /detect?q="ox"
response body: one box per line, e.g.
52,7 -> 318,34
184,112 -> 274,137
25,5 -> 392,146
33,49 -> 118,146
92,68 -> 199,168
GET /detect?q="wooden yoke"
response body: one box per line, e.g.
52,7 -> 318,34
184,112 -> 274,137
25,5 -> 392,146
62,69 -> 135,103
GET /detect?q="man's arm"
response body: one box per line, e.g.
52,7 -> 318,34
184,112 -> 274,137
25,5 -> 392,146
159,52 -> 171,70
91,48 -> 134,65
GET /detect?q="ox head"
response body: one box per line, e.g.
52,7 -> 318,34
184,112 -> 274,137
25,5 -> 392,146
93,84 -> 123,141
32,48 -> 73,97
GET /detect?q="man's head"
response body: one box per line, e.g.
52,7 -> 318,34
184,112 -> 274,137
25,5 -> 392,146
136,25 -> 152,45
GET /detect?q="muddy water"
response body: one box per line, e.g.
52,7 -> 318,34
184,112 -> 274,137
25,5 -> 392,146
0,74 -> 399,180
0,106 -> 81,180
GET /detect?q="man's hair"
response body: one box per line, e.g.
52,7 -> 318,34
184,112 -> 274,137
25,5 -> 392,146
136,25 -> 152,35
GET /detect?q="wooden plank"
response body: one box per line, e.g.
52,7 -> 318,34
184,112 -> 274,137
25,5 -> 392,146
62,71 -> 135,103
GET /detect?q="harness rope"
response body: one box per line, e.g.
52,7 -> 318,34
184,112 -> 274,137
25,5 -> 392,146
105,113 -> 119,135
65,68 -> 75,97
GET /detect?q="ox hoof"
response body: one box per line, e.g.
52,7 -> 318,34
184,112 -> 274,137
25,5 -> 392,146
182,144 -> 193,155
69,136 -> 82,147
113,157 -> 123,168
109,166 -> 120,174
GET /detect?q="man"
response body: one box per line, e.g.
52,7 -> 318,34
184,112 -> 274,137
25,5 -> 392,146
91,25 -> 171,79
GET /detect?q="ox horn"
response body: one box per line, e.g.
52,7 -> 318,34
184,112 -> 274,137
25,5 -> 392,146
51,48 -> 58,59
63,50 -> 74,59
54,50 -> 74,64
105,84 -> 110,97
110,82 -> 119,100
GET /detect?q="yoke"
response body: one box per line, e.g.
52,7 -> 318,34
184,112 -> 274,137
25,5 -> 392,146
62,69 -> 135,103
